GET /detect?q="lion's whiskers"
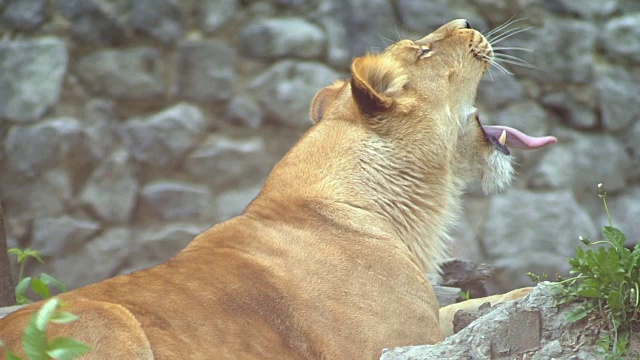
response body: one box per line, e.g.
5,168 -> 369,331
492,46 -> 533,53
490,26 -> 535,45
480,54 -> 513,75
486,67 -> 495,82
484,16 -> 526,39
483,17 -> 535,76
493,53 -> 537,69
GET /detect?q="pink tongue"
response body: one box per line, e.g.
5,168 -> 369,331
482,125 -> 557,150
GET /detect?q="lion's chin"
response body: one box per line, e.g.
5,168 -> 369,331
481,151 -> 514,194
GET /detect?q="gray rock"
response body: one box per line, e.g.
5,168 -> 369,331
0,38 -> 68,122
469,0 -> 524,25
514,17 -> 598,84
122,223 -> 206,274
529,131 -> 632,194
224,96 -> 263,128
249,60 -> 340,127
131,0 -> 184,45
273,0 -> 318,12
477,72 -> 526,111
601,13 -> 640,64
396,0 -> 451,33
532,340 -> 563,359
176,41 -> 236,102
240,17 -> 325,60
59,0 -> 129,45
1,0 -> 46,30
201,0 -> 238,33
216,185 -> 262,222
310,0 -> 397,68
542,0 -> 618,18
140,181 -> 213,220
32,216 -> 101,257
541,91 -> 597,129
121,103 -> 205,167
345,0 -> 402,57
184,134 -> 268,189
55,228 -> 133,288
381,284 -> 638,359
79,150 -> 139,223
620,0 -> 640,13
76,47 -> 165,100
594,64 -> 640,131
482,190 -> 597,289
5,117 -> 84,176
310,0 -> 351,67
0,170 -> 72,224
82,99 -> 118,161
624,120 -> 640,182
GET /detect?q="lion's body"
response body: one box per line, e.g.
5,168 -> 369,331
0,19 -> 553,359
1,209 -> 441,359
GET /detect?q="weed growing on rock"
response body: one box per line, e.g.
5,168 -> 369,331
530,183 -> 639,359
8,248 -> 67,305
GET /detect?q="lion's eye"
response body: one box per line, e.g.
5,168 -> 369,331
419,47 -> 432,58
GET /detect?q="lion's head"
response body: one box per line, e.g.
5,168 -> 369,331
267,19 -> 556,273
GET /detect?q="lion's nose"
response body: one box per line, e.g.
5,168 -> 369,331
446,19 -> 472,30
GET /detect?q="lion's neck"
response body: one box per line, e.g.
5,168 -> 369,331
352,135 -> 464,274
258,121 -> 464,274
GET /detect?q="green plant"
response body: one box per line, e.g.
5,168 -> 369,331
458,289 -> 471,301
535,183 -> 639,359
0,297 -> 91,360
7,249 -> 66,305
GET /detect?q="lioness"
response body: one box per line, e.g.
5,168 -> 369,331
0,19 -> 556,359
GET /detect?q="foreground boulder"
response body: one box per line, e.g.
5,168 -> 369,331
381,283 -> 640,360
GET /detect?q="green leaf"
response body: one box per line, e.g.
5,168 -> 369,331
565,302 -> 595,323
38,273 -> 67,293
603,226 -> 626,250
22,313 -> 48,360
15,294 -> 31,305
15,277 -> 32,299
23,249 -> 44,264
46,337 -> 91,360
7,248 -> 22,256
577,287 -> 600,298
50,311 -> 79,325
3,348 -> 22,360
34,298 -> 61,332
596,335 -> 611,354
0,340 -> 21,360
30,278 -> 51,300
608,291 -> 621,310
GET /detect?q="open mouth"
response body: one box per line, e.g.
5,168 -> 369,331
482,124 -> 557,154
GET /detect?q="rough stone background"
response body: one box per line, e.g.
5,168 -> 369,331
0,0 -> 638,292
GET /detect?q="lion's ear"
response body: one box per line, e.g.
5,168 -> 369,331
310,80 -> 345,124
350,55 -> 407,117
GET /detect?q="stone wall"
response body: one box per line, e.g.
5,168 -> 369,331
0,0 -> 638,292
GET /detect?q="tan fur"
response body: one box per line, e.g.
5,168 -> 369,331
0,20 -> 530,359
